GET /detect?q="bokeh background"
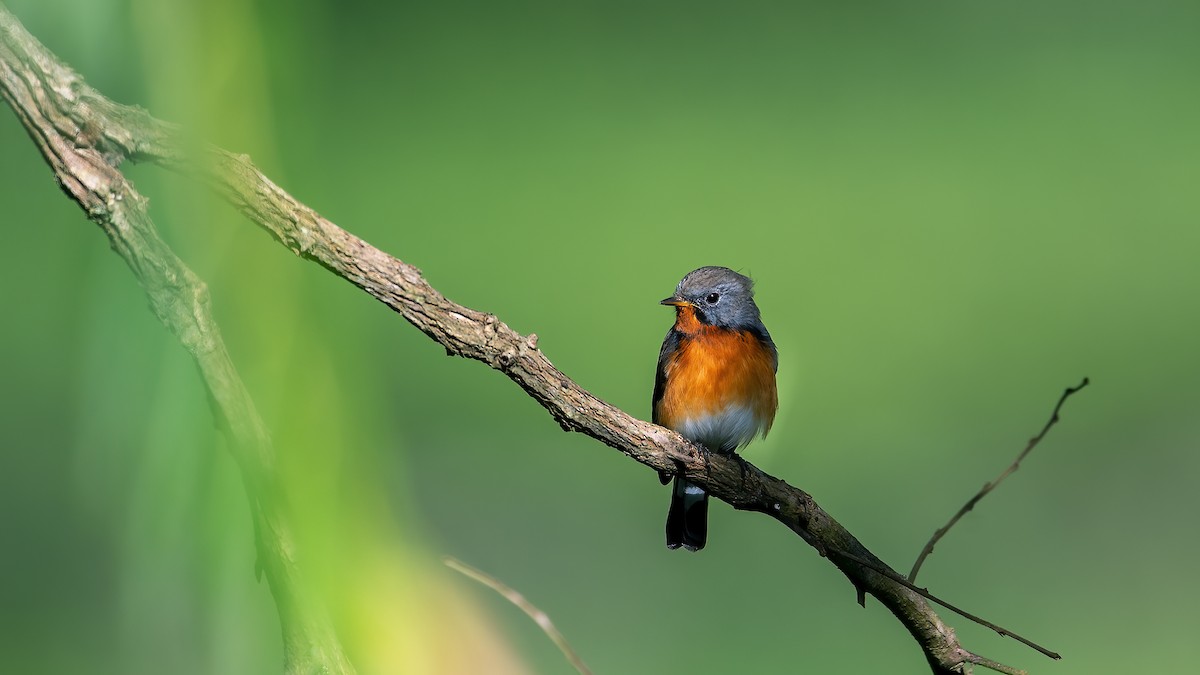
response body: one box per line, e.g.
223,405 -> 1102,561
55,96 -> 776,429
2,1 -> 1198,673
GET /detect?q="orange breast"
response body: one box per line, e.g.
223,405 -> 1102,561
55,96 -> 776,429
655,322 -> 778,440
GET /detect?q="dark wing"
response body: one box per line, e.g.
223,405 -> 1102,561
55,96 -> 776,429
653,328 -> 681,485
652,327 -> 681,425
747,320 -> 779,372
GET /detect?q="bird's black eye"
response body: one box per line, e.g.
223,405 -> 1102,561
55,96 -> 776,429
706,292 -> 720,304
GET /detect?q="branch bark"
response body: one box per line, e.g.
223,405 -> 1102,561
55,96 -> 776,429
0,6 -> 1062,674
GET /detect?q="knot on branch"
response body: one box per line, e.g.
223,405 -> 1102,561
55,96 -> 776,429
497,347 -> 518,369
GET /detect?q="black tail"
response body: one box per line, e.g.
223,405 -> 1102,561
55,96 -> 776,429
666,476 -> 708,551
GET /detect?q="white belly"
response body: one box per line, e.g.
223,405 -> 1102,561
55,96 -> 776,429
675,403 -> 767,453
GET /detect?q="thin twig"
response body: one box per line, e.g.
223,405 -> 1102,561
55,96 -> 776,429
965,653 -> 1030,675
909,377 -> 1090,582
444,556 -> 593,675
836,548 -> 1060,661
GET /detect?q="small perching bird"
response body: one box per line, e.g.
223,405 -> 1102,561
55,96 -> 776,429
653,266 -> 779,551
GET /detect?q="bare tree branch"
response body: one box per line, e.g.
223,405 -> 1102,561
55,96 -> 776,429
0,5 -> 1067,674
444,557 -> 593,675
909,377 -> 1090,582
0,9 -> 353,675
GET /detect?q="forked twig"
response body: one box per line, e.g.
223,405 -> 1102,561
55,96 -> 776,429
835,548 -> 1059,666
444,556 -> 593,675
909,378 -> 1090,582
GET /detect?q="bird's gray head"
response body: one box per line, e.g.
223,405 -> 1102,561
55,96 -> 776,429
661,266 -> 762,329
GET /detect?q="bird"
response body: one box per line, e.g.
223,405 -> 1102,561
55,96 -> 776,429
653,266 -> 778,551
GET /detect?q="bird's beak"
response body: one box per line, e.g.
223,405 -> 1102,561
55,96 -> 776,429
660,295 -> 690,307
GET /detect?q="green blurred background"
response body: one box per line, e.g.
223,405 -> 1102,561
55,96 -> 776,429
2,1 -> 1198,673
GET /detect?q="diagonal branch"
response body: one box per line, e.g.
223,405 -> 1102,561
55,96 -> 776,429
0,5 -> 1066,674
0,8 -> 353,675
909,377 -> 1090,582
